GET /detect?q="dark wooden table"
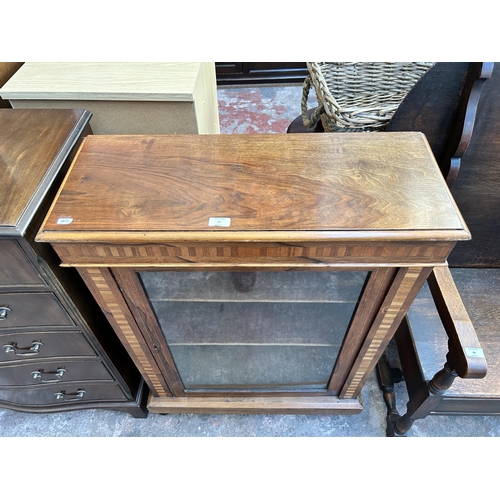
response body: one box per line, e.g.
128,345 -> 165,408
36,132 -> 472,414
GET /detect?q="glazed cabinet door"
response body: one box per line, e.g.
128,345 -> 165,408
117,269 -> 370,395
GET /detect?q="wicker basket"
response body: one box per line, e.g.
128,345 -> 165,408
302,62 -> 434,132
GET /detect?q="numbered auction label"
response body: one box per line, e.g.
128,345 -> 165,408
56,217 -> 73,225
208,217 -> 231,227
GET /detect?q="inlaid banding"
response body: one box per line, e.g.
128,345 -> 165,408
85,267 -> 168,396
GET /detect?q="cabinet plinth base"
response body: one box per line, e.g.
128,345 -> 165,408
147,394 -> 363,415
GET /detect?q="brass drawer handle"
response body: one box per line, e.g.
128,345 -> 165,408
0,307 -> 12,320
54,389 -> 86,402
3,341 -> 44,356
31,368 -> 67,383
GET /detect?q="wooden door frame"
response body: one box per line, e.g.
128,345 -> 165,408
78,265 -> 430,399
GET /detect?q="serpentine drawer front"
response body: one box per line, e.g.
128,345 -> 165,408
1,331 -> 96,361
0,359 -> 114,387
0,109 -> 147,417
36,133 -> 470,414
0,293 -> 75,329
0,383 -> 129,406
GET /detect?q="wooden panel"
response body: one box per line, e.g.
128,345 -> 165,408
0,293 -> 74,329
328,267 -> 397,392
0,331 -> 96,362
0,359 -> 113,387
37,133 -> 467,239
0,108 -> 90,229
50,241 -> 456,267
0,63 -> 23,88
0,240 -> 45,287
216,62 -> 308,85
341,266 -> 431,398
448,64 -> 500,267
192,61 -> 220,133
0,382 -> 127,405
77,267 -> 170,397
3,63 -> 220,135
0,62 -> 23,108
147,394 -> 362,414
111,268 -> 185,396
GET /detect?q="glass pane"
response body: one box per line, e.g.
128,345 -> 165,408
139,271 -> 368,391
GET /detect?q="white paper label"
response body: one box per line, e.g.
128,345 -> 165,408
464,348 -> 484,358
208,217 -> 231,227
56,217 -> 73,225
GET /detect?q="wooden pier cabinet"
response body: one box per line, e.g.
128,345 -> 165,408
36,133 -> 471,414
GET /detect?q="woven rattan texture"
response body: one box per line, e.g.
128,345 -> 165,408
302,62 -> 434,132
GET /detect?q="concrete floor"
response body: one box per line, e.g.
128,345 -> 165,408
2,339 -> 500,437
2,85 -> 500,438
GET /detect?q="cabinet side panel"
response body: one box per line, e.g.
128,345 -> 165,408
193,62 -> 220,134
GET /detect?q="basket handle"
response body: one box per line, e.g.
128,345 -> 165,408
301,75 -> 324,129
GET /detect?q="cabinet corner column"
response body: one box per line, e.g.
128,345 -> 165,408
77,267 -> 171,398
340,266 -> 432,399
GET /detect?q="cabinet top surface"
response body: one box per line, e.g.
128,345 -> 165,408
0,62 -> 208,101
0,108 -> 90,234
37,133 -> 469,244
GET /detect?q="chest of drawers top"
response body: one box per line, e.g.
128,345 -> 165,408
37,132 -> 469,245
0,108 -> 91,237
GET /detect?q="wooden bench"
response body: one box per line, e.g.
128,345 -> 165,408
378,62 -> 500,435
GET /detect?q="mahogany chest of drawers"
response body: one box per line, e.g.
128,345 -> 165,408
0,109 -> 147,417
36,132 -> 470,414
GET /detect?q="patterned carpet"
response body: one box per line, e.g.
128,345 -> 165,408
217,84 -> 316,134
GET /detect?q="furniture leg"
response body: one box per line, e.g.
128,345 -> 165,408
392,355 -> 458,436
380,266 -> 487,436
376,352 -> 405,436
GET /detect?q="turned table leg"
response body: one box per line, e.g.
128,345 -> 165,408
391,361 -> 458,436
376,353 -> 405,436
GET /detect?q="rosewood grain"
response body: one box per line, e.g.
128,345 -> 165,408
38,133 -> 467,238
